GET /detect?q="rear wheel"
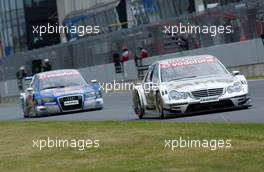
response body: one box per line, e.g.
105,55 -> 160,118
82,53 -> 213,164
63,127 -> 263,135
156,92 -> 165,119
133,91 -> 145,119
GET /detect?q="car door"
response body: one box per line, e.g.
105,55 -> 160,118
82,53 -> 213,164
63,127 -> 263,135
143,64 -> 156,109
147,64 -> 160,107
150,64 -> 160,106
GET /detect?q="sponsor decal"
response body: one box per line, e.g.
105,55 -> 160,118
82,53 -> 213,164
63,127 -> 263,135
200,96 -> 219,103
39,71 -> 79,80
54,89 -> 84,97
64,100 -> 79,106
160,57 -> 216,69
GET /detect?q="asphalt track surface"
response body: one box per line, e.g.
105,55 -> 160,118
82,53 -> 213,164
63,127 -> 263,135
0,80 -> 263,123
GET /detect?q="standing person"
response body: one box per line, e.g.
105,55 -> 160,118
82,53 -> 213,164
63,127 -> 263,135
120,46 -> 130,73
16,66 -> 26,92
42,59 -> 52,72
112,49 -> 122,73
136,47 -> 148,67
120,46 -> 129,63
139,47 -> 148,60
261,34 -> 264,46
16,71 -> 23,92
20,66 -> 27,78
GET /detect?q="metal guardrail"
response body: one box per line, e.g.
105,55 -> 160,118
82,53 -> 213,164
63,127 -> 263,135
1,38 -> 264,100
137,65 -> 150,80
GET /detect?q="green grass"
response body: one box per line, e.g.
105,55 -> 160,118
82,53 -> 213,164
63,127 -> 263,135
0,122 -> 264,172
247,76 -> 264,80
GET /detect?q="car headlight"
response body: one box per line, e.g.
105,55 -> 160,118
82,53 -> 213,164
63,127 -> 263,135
41,97 -> 56,103
169,91 -> 188,100
85,92 -> 96,98
227,82 -> 243,93
95,91 -> 102,98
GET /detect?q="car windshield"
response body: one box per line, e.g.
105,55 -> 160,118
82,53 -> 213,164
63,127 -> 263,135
160,57 -> 228,82
39,74 -> 87,90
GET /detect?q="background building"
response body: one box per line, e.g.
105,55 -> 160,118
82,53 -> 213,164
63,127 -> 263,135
0,0 -> 59,57
56,0 -> 195,41
24,0 -> 60,50
56,0 -> 127,42
0,0 -> 27,57
56,0 -> 260,42
1,0 -> 264,58
0,0 -> 264,81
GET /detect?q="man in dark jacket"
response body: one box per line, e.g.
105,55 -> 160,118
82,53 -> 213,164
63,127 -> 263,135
43,59 -> 52,72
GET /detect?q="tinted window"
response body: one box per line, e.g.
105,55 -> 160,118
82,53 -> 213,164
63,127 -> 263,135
39,74 -> 87,90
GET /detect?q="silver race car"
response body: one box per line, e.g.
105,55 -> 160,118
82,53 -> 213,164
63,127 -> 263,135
133,55 -> 252,119
22,69 -> 104,118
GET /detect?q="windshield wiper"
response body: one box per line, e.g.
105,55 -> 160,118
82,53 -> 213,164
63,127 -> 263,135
42,86 -> 65,90
168,76 -> 198,82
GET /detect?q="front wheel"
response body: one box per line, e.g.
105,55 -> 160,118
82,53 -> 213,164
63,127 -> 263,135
32,101 -> 40,118
156,92 -> 165,119
23,108 -> 30,118
22,100 -> 29,118
133,91 -> 145,119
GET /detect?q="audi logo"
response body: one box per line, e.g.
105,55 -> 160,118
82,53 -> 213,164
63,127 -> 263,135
65,97 -> 75,101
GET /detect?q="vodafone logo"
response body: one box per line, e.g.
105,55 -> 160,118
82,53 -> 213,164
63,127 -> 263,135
160,57 -> 216,69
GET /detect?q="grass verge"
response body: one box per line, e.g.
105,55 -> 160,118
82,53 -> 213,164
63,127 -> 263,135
0,122 -> 263,172
247,76 -> 264,80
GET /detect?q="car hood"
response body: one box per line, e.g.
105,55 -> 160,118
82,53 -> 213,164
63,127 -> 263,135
163,75 -> 237,92
40,85 -> 94,97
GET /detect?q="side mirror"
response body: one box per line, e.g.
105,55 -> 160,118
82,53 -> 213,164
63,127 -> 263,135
90,80 -> 98,83
26,87 -> 34,92
20,93 -> 25,100
24,76 -> 33,81
232,71 -> 240,76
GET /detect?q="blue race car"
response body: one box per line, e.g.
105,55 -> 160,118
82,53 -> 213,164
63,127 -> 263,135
22,69 -> 104,118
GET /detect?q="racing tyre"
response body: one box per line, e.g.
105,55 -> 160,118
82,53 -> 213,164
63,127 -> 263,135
22,103 -> 29,118
32,101 -> 40,118
23,110 -> 29,118
156,92 -> 165,119
133,91 -> 145,119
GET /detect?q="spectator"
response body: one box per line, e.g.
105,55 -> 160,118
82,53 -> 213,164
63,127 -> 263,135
112,50 -> 120,63
20,66 -> 27,78
261,34 -> 264,45
16,66 -> 26,92
139,47 -> 148,59
112,50 -> 122,73
135,47 -> 148,67
120,46 -> 130,63
43,59 -> 52,72
16,71 -> 23,92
